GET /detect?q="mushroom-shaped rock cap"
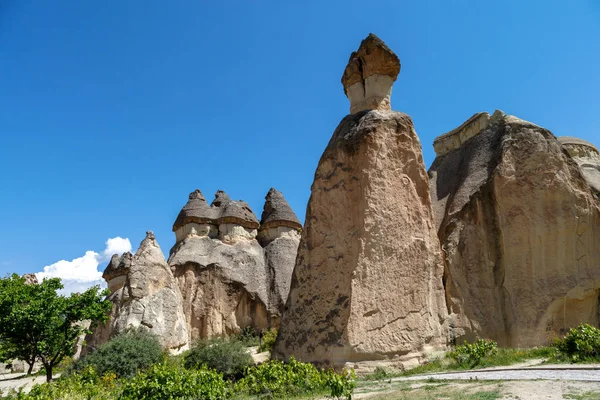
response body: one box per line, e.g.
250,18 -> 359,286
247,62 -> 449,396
341,34 -> 400,114
212,190 -> 260,229
260,188 -> 302,230
558,136 -> 600,154
172,189 -> 217,232
102,252 -> 132,282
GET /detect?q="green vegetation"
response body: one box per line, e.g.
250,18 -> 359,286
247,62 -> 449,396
121,364 -> 228,400
183,337 -> 253,379
235,356 -> 355,399
69,329 -> 163,378
235,327 -> 261,348
448,339 -> 498,367
553,324 -> 600,362
3,331 -> 356,399
366,343 -> 554,378
0,274 -> 111,381
257,329 -> 278,353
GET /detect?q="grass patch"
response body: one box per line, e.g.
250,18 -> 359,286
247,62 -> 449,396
399,346 -> 553,376
565,392 -> 600,400
365,382 -> 502,400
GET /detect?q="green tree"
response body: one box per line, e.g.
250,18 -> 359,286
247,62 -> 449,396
0,274 -> 111,382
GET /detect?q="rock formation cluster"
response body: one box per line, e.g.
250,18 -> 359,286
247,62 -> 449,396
84,33 -> 599,371
428,111 -> 600,347
88,188 -> 301,351
273,34 -> 447,370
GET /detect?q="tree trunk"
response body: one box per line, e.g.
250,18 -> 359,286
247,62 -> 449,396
44,364 -> 53,383
27,361 -> 34,375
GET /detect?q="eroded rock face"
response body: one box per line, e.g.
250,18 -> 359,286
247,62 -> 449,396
273,37 -> 447,369
168,188 -> 301,342
169,235 -> 271,340
259,188 -> 302,326
429,111 -> 600,347
87,232 -> 189,353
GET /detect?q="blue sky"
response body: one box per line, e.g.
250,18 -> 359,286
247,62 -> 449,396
1,1 -> 599,289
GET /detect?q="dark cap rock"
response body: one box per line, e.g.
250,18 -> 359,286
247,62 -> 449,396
260,188 -> 302,230
172,189 -> 217,232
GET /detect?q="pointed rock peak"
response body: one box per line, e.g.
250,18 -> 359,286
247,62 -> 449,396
260,188 -> 302,230
173,189 -> 215,232
139,231 -> 159,250
188,189 -> 206,202
211,190 -> 232,207
341,33 -> 401,114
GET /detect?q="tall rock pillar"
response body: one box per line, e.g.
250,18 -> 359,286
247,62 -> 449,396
272,34 -> 447,370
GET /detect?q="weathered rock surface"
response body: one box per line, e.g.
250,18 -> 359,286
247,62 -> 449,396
168,188 -> 300,342
87,232 -> 189,353
259,188 -> 302,326
273,35 -> 447,369
429,111 -> 600,347
558,136 -> 600,197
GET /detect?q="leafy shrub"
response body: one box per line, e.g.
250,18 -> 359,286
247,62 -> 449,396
368,366 -> 391,380
121,363 -> 229,400
448,339 -> 498,367
323,368 -> 356,399
258,328 -> 278,353
183,337 -> 253,379
70,328 -> 162,378
554,323 -> 600,362
235,357 -> 355,399
235,326 -> 260,347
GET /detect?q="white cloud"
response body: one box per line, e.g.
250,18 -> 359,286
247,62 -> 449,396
102,237 -> 132,261
35,237 -> 132,294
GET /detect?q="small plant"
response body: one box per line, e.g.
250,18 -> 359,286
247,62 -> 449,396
554,323 -> 600,362
69,328 -> 163,378
258,328 -> 278,353
448,339 -> 498,367
121,363 -> 229,400
183,337 -> 253,379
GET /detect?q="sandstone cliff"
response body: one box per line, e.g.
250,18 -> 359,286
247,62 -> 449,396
273,34 -> 448,370
429,111 -> 600,347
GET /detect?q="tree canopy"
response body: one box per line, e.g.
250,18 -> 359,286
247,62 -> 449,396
0,274 -> 111,381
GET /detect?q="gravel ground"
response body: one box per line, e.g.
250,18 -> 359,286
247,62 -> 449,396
398,364 -> 600,382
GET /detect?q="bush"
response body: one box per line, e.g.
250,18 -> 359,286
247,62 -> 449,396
183,337 -> 253,379
235,327 -> 260,347
448,339 -> 498,367
235,357 -> 355,399
554,323 -> 600,362
121,363 -> 229,400
71,328 -> 163,378
258,329 -> 278,353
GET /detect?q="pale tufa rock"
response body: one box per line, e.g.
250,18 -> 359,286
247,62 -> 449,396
428,111 -> 600,346
273,35 -> 447,370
